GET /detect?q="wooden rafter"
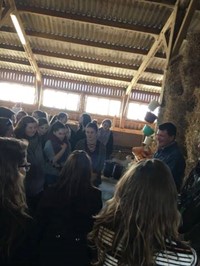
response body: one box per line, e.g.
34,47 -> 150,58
17,6 -> 160,37
172,0 -> 199,56
0,5 -> 14,27
0,0 -> 3,19
125,8 -> 175,96
0,55 -> 162,88
120,5 -> 177,117
0,43 -> 164,75
159,2 -> 179,104
138,0 -> 175,9
0,27 -> 166,59
6,0 -> 42,107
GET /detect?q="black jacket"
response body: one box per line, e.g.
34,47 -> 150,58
36,186 -> 102,266
154,141 -> 186,192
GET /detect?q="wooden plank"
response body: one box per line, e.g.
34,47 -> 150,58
160,3 -> 178,104
172,0 -> 199,56
0,43 -> 164,75
0,6 -> 14,27
7,0 -> 42,83
125,9 -> 175,95
17,6 -> 160,37
137,0 -> 175,9
112,127 -> 143,135
0,27 -> 166,59
0,0 -> 3,19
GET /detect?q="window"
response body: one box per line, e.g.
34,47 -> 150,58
85,96 -> 121,116
127,102 -> 148,121
0,82 -> 35,104
43,89 -> 80,111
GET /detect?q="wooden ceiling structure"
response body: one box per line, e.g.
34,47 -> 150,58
0,0 -> 200,119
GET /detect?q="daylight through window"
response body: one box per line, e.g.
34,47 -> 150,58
85,96 -> 121,116
0,82 -> 35,104
42,89 -> 80,111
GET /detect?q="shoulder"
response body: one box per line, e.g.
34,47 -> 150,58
155,240 -> 198,266
75,138 -> 85,147
90,186 -> 102,197
44,139 -> 52,148
97,140 -> 106,150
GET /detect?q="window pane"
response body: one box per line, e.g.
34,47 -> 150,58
66,93 -> 80,111
43,89 -> 79,111
85,97 -> 99,113
98,98 -> 109,115
127,102 -> 148,121
109,100 -> 121,116
43,90 -> 56,107
0,82 -> 35,104
86,96 -> 121,116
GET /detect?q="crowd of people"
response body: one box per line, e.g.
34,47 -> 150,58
0,105 -> 199,265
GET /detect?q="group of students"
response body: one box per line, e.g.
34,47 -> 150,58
0,107 -> 113,212
0,106 -> 199,265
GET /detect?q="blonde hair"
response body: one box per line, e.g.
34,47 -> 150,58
89,159 -> 180,265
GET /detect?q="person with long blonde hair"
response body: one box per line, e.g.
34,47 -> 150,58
0,137 -> 36,265
89,159 -> 198,266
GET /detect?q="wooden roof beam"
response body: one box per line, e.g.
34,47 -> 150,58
172,0 -> 199,57
0,4 -> 14,27
137,0 -> 175,9
0,0 -> 3,18
17,6 -> 160,37
0,43 -> 164,75
0,55 -> 162,88
125,8 -> 175,96
0,27 -> 166,59
9,16 -> 41,81
7,0 -> 42,107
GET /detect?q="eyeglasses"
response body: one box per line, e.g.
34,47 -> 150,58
19,163 -> 31,172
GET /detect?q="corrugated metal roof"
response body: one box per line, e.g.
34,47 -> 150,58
0,0 -> 199,104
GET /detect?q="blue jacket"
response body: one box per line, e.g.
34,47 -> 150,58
153,141 -> 186,192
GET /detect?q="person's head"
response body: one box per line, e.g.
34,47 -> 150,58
16,110 -> 28,124
49,121 -> 66,141
56,150 -> 92,198
57,112 -> 68,124
37,118 -> 49,136
90,159 -> 179,265
32,110 -> 48,120
85,122 -> 98,141
65,124 -> 71,140
79,113 -> 92,128
0,106 -> 15,124
156,122 -> 177,149
14,116 -> 38,139
50,114 -> 58,125
0,137 -> 29,211
0,117 -> 14,137
101,119 -> 112,131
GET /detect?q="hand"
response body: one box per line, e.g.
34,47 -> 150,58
61,143 -> 67,150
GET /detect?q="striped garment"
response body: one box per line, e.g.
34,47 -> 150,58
97,226 -> 198,266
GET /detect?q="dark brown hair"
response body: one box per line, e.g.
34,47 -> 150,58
14,115 -> 38,139
56,150 -> 92,201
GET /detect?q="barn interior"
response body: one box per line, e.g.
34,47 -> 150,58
0,0 -> 200,172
